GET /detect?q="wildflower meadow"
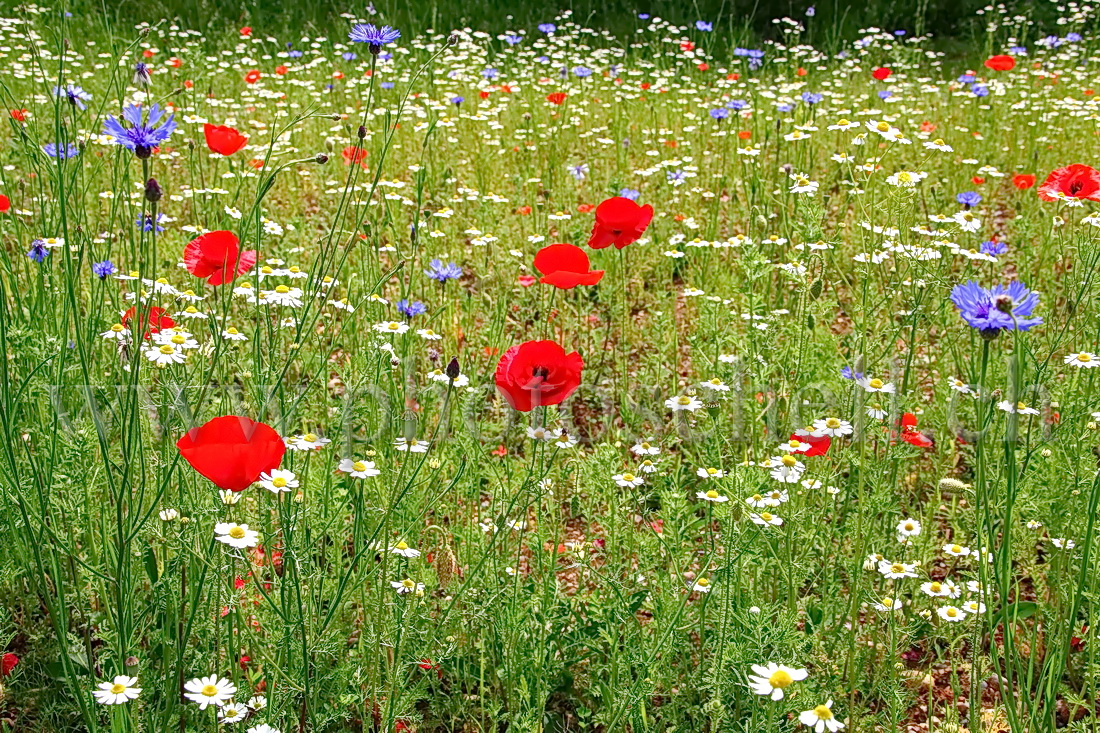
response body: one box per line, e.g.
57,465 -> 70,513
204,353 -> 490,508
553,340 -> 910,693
4,1 -> 1100,731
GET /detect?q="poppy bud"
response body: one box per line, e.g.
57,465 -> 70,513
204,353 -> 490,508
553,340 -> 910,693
315,153 -> 329,164
994,294 -> 1014,314
448,34 -> 459,46
358,125 -> 366,139
125,656 -> 139,667
446,357 -> 461,380
145,178 -> 162,203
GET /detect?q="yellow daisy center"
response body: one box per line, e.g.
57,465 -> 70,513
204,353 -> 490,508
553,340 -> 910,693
201,684 -> 219,697
768,669 -> 793,688
813,705 -> 833,719
706,490 -> 719,499
110,683 -> 126,694
228,527 -> 245,539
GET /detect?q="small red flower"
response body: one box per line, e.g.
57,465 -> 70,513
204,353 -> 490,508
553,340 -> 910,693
534,243 -> 604,289
796,67 -> 807,77
203,123 -> 248,156
122,306 -> 175,339
1038,164 -> 1100,201
576,203 -> 595,213
516,205 -> 532,216
738,130 -> 751,140
1,653 -> 18,677
971,176 -> 985,185
491,444 -> 508,457
872,67 -> 892,81
341,145 -> 369,167
517,274 -> 537,287
984,55 -> 1015,71
184,231 -> 257,286
9,109 -> 26,122
899,413 -> 934,449
168,57 -> 182,68
244,69 -> 261,84
587,196 -> 654,250
176,416 -> 286,492
1013,174 -> 1036,189
275,65 -> 288,75
495,340 -> 584,412
240,26 -> 252,36
546,92 -> 567,105
0,195 -> 9,212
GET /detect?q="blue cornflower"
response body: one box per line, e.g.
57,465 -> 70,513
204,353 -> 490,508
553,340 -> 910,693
102,103 -> 176,159
619,188 -> 640,200
638,13 -> 649,19
893,29 -> 906,36
840,366 -> 864,381
569,164 -> 588,181
573,66 -> 593,78
950,281 -> 1042,337
137,212 -> 167,233
709,107 -> 730,120
133,62 -> 152,88
44,142 -> 80,159
92,260 -> 116,279
666,170 -> 686,185
1041,34 -> 1062,48
806,6 -> 816,16
956,191 -> 982,208
980,240 -> 1008,257
396,299 -> 427,318
349,24 -> 400,52
538,23 -> 556,34
1009,46 -> 1027,55
54,84 -> 91,110
1066,32 -> 1082,42
451,96 -> 464,106
504,33 -> 523,45
696,20 -> 713,31
801,92 -> 823,104
380,81 -> 395,89
342,52 -> 358,61
971,84 -> 989,97
775,103 -> 793,113
957,74 -> 976,83
288,49 -> 304,58
878,90 -> 893,100
482,67 -> 499,80
727,99 -> 747,110
425,259 -> 462,283
27,240 -> 48,263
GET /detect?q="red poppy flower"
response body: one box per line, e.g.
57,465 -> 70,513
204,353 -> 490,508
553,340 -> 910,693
534,243 -> 605,288
240,26 -> 252,36
168,57 -> 182,68
1012,173 -> 1036,189
10,109 -> 26,122
984,55 -> 1015,71
1038,164 -> 1100,201
1,653 -> 18,677
275,65 -> 288,75
899,413 -> 934,449
122,306 -> 174,339
546,92 -> 567,105
588,196 -> 654,250
341,145 -> 368,166
203,123 -> 248,156
244,70 -> 261,84
872,67 -> 892,80
791,432 -> 831,457
495,340 -> 584,412
0,195 -> 9,212
176,416 -> 286,492
184,231 -> 257,286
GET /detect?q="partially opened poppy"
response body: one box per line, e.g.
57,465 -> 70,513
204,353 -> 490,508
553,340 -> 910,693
984,55 -> 1016,71
871,67 -> 892,80
1038,164 -> 1100,202
588,196 -> 654,249
899,413 -> 934,449
495,340 -> 584,412
122,305 -> 174,339
177,416 -> 286,492
203,123 -> 248,156
546,92 -> 567,105
184,231 -> 257,286
534,243 -> 604,288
